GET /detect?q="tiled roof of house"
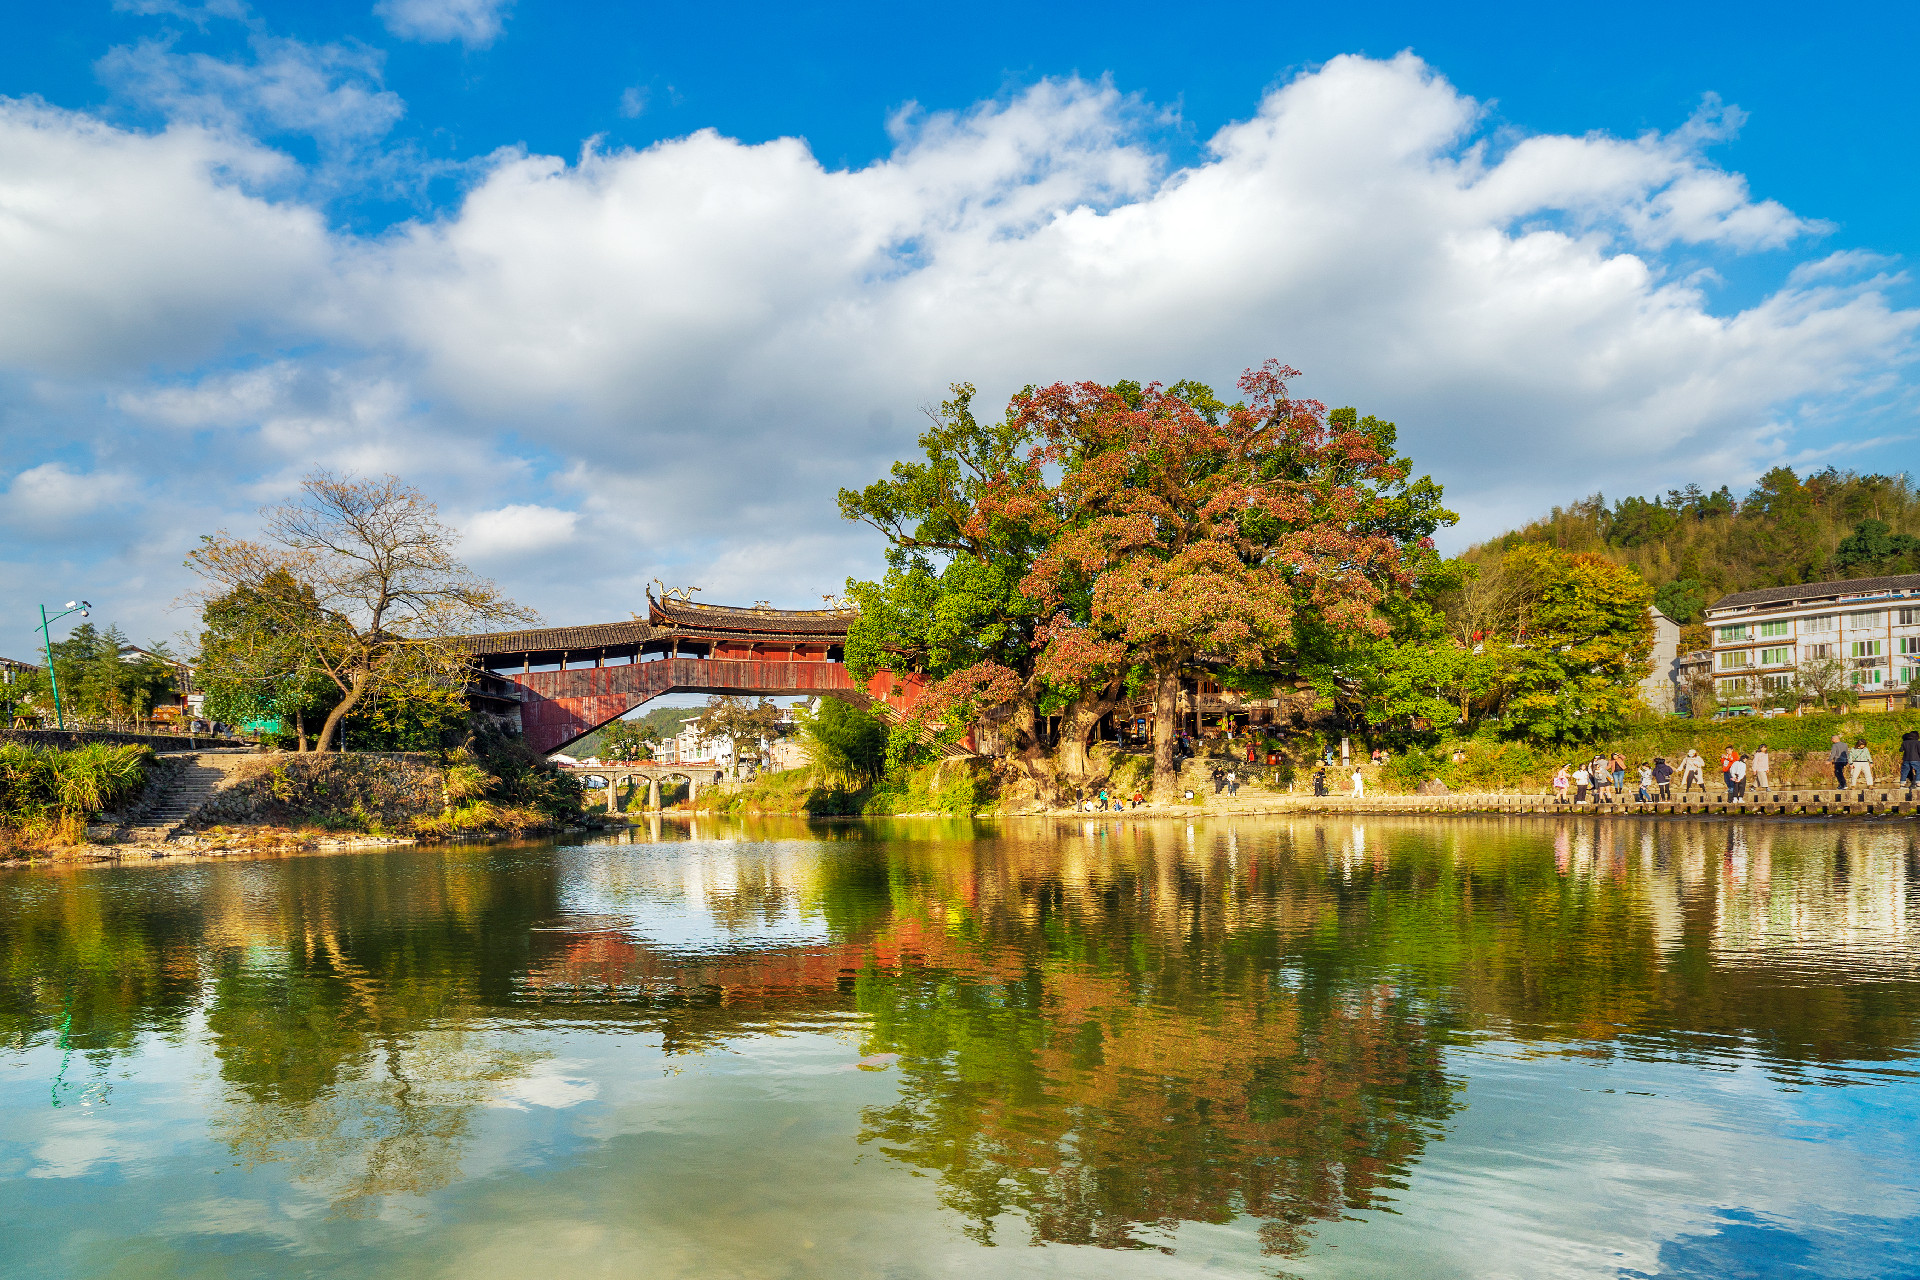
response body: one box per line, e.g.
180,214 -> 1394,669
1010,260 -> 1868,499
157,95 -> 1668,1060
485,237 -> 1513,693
1707,573 -> 1920,612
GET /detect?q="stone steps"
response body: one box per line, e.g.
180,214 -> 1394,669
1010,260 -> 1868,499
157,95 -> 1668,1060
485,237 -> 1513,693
120,754 -> 251,840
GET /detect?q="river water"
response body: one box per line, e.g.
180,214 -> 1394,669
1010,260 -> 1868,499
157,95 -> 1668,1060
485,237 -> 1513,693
2,816 -> 1917,1278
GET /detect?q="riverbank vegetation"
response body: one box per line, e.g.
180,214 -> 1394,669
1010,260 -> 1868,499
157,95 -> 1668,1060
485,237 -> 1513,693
0,742 -> 151,850
192,734 -> 581,839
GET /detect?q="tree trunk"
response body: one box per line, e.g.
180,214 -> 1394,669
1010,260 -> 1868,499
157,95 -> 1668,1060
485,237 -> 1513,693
1003,698 -> 1058,805
315,670 -> 371,753
1152,663 -> 1180,801
1054,678 -> 1125,783
295,705 -> 307,753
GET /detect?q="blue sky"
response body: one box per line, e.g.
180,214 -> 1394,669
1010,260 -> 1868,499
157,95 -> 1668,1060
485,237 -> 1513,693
1,0 -> 1917,646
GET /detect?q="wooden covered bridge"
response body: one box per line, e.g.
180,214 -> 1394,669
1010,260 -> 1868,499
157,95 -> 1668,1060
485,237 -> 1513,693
462,594 -> 935,755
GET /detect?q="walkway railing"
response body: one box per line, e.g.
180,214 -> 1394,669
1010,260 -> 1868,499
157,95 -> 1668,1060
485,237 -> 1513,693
1218,787 -> 1920,818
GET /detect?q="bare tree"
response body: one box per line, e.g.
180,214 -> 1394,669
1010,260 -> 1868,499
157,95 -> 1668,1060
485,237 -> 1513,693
189,473 -> 537,752
1793,655 -> 1858,713
1676,663 -> 1719,719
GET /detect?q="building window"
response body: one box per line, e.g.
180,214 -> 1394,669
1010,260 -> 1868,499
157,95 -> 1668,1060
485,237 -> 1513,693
1806,643 -> 1833,659
1848,610 -> 1884,628
1851,639 -> 1882,659
1715,625 -> 1748,643
1901,608 -> 1917,626
1718,650 -> 1749,670
1759,646 -> 1792,665
1758,620 -> 1791,638
1761,675 -> 1792,692
1804,614 -> 1836,634
1850,668 -> 1884,687
1900,637 -> 1920,656
1718,677 -> 1749,697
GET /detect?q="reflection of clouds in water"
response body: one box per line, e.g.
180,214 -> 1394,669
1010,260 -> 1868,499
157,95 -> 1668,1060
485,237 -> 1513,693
1322,1051 -> 1920,1279
555,841 -> 831,953
28,1113 -> 136,1180
492,1061 -> 599,1111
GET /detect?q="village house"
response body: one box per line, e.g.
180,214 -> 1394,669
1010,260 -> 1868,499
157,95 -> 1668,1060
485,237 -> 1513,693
1702,573 -> 1920,713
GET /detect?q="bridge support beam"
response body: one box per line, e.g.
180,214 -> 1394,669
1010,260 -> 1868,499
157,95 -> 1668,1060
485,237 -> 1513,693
648,778 -> 660,810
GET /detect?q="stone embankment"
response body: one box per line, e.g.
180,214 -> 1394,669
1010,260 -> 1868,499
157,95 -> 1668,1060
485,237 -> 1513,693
1148,786 -> 1920,819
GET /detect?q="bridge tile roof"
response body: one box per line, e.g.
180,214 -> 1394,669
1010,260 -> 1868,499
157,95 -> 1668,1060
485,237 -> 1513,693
647,594 -> 856,636
463,620 -> 656,656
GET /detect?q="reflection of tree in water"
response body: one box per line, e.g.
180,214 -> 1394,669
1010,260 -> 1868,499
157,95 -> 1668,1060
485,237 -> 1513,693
0,850 -> 558,1212
211,1023 -> 537,1214
834,843 -> 1461,1256
203,929 -> 541,1214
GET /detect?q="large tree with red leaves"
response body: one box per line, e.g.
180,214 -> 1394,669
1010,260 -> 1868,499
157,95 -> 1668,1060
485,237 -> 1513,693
993,362 -> 1451,799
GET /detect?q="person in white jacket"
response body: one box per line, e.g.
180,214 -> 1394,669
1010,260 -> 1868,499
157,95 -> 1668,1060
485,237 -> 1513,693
1351,768 -> 1365,796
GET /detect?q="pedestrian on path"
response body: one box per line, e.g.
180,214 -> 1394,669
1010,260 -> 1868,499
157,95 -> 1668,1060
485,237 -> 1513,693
1652,756 -> 1673,800
1719,745 -> 1738,792
1226,769 -> 1239,797
1830,735 -> 1850,787
1573,763 -> 1591,803
1752,744 -> 1772,791
1728,754 -> 1748,800
1848,739 -> 1874,787
1635,763 -> 1653,802
1610,752 -> 1627,793
1679,749 -> 1706,795
1900,730 -> 1920,788
1553,766 -> 1569,803
1312,766 -> 1327,797
1351,768 -> 1365,797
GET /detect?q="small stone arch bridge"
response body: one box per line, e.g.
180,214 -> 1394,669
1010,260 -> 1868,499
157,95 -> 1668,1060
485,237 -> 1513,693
462,594 -> 946,757
564,762 -> 724,811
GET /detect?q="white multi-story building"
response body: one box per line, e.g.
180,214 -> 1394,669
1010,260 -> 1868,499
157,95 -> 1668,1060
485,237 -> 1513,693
1703,573 -> 1920,712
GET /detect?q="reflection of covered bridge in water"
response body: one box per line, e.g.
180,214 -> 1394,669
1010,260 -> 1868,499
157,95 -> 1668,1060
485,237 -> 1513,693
461,593 -> 940,756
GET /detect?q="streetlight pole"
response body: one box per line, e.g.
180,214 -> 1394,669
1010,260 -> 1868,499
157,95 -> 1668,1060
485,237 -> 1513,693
36,600 -> 90,731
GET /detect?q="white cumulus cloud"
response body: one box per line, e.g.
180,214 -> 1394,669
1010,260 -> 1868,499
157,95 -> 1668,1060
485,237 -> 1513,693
0,51 -> 1915,640
374,0 -> 512,48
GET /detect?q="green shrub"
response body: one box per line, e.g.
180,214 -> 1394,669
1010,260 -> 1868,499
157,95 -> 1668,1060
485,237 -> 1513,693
0,742 -> 151,844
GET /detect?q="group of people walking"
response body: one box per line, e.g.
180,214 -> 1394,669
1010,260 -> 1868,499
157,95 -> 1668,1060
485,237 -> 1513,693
1552,730 -> 1920,803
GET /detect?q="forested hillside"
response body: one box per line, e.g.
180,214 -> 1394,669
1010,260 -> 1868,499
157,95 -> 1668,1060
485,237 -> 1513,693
1468,466 -> 1920,623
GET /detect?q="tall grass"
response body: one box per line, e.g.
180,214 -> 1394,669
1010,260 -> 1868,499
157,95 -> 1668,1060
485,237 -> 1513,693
0,742 -> 152,845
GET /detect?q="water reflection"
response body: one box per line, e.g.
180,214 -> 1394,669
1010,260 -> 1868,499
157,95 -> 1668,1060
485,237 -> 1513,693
1,816 -> 1918,1269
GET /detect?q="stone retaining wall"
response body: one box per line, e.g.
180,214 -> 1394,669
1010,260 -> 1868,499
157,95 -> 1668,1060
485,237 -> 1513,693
0,728 -> 248,752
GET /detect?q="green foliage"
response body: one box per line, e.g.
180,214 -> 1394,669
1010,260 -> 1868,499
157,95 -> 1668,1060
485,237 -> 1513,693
838,381 -> 1049,704
800,698 -> 889,787
12,624 -> 177,726
337,676 -> 469,751
198,572 -> 336,733
1831,518 -> 1920,575
594,718 -> 661,761
0,743 -> 151,843
1500,546 -> 1654,743
1654,578 -> 1709,624
1478,467 -> 1920,599
694,696 -> 786,766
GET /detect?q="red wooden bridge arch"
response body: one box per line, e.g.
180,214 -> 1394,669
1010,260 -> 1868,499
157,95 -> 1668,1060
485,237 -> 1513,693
463,595 -> 936,755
